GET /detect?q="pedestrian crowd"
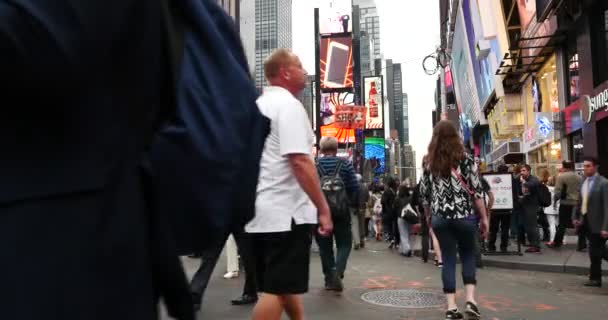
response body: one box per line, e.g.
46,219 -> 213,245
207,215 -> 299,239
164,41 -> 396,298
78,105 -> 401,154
3,2 -> 607,320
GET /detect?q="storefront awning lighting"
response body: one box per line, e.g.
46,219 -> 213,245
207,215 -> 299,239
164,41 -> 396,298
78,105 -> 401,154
495,33 -> 565,94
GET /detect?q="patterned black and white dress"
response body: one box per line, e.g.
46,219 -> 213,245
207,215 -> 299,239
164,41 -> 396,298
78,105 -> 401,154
420,155 -> 483,219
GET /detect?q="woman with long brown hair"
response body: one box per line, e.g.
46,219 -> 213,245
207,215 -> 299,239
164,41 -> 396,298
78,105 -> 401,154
421,121 -> 489,320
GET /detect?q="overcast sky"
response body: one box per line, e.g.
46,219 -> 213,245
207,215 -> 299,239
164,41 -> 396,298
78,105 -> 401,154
292,0 -> 440,173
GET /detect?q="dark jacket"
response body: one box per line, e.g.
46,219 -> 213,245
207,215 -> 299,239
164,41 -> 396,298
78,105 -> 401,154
0,1 -> 191,319
577,175 -> 608,234
519,175 -> 541,208
381,188 -> 398,219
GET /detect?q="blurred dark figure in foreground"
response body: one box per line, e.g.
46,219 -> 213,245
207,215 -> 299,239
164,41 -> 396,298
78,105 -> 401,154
0,1 -> 193,319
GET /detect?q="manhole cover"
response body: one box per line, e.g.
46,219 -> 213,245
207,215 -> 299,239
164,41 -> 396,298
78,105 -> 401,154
361,289 -> 445,308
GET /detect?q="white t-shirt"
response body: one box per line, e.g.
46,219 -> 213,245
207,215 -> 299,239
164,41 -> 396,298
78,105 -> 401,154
245,86 -> 317,233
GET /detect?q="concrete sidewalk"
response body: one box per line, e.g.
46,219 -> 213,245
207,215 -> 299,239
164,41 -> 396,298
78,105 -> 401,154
413,235 -> 608,276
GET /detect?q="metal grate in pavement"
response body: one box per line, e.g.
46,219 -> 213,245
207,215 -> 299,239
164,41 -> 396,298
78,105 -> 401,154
361,289 -> 445,309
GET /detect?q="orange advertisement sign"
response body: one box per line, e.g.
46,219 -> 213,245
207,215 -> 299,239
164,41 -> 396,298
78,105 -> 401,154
333,105 -> 366,129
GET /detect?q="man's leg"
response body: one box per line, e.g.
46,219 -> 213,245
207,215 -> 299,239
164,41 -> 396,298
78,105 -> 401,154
190,234 -> 229,309
578,226 -> 588,251
552,204 -> 570,247
315,232 -> 336,286
281,294 -> 305,320
500,214 -> 512,251
234,230 -> 258,299
587,233 -> 605,284
334,216 -> 353,279
488,213 -> 500,251
524,207 -> 541,249
539,210 -> 550,242
251,294 -> 283,320
350,209 -> 361,249
510,209 -> 520,239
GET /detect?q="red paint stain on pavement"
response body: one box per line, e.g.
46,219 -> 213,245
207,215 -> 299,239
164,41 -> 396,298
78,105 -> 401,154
531,303 -> 558,311
404,281 -> 424,287
478,295 -> 520,312
362,276 -> 402,289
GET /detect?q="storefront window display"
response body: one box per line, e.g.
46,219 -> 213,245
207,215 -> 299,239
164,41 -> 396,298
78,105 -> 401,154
569,131 -> 585,165
529,142 -> 562,177
568,52 -> 580,104
524,55 -> 559,128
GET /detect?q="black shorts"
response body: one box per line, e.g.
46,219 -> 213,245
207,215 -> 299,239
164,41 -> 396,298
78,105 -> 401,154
252,223 -> 314,295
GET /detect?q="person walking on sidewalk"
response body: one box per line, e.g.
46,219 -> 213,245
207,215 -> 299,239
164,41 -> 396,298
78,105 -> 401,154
316,137 -> 359,291
488,165 -> 513,252
574,157 -> 608,287
549,161 -> 583,249
246,49 -> 333,320
518,164 -> 542,254
352,174 -> 368,250
421,121 -> 489,320
382,177 -> 399,248
395,183 -> 416,257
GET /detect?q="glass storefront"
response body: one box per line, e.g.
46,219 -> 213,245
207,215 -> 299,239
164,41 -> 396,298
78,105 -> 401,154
529,141 -> 562,178
568,130 -> 585,165
524,55 -> 559,128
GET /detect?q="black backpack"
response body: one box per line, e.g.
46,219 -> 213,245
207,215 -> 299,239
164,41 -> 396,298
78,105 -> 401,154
319,161 -> 350,220
538,183 -> 552,207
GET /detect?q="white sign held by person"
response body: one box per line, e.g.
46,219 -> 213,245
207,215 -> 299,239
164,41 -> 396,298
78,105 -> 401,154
484,174 -> 513,210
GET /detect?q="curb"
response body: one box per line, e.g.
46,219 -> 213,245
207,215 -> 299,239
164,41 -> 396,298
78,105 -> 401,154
412,249 -> 608,276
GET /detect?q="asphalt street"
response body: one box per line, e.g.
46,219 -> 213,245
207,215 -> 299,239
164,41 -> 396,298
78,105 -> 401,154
165,239 -> 607,320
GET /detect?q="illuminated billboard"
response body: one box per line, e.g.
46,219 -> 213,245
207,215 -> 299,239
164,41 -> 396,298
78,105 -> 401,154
364,137 -> 385,175
319,0 -> 353,35
363,76 -> 384,129
320,91 -> 356,143
320,37 -> 353,89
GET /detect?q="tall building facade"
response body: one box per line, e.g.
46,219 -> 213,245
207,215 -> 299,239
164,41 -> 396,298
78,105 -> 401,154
402,144 -> 416,184
297,75 -> 316,127
354,0 -> 381,59
392,63 -> 404,144
402,93 -> 409,144
252,0 -> 293,89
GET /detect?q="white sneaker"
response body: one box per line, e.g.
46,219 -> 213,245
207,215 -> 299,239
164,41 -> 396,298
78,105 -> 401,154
223,271 -> 239,279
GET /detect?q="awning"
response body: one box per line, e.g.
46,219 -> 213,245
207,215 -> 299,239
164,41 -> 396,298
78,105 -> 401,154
495,33 -> 565,94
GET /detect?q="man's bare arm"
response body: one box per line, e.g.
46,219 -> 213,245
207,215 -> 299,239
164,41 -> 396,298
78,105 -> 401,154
287,154 -> 333,235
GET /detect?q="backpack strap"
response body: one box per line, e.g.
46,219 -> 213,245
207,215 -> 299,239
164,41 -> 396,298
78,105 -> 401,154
333,160 -> 344,178
316,159 -> 327,177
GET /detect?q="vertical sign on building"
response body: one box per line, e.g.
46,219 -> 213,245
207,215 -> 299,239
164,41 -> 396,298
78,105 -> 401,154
363,76 -> 384,129
316,0 -> 357,145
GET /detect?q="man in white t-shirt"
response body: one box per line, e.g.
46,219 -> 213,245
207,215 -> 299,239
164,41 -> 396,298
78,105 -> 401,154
246,49 -> 333,320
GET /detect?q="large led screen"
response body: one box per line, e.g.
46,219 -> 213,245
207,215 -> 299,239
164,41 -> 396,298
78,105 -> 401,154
320,91 -> 356,143
320,37 -> 353,89
363,76 -> 384,129
319,0 -> 353,35
364,137 -> 385,175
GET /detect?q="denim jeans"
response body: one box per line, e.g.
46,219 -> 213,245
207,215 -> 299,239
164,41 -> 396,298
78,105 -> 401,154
316,215 -> 352,281
431,214 -> 478,294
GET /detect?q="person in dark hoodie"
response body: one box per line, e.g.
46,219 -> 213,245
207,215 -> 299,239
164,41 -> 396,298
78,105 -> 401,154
0,1 -> 193,319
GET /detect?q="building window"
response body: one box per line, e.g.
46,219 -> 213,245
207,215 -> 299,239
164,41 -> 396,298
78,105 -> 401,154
566,37 -> 581,104
591,2 -> 608,86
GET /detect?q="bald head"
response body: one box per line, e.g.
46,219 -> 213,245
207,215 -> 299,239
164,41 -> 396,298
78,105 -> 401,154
263,49 -> 307,95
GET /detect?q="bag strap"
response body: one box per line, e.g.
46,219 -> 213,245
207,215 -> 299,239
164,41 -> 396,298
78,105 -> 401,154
315,159 -> 326,177
451,168 -> 474,196
333,160 -> 344,178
